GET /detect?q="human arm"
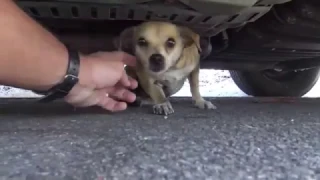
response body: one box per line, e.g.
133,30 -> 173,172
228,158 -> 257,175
0,0 -> 137,111
0,0 -> 78,91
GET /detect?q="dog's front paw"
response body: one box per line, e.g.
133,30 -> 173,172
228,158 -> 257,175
194,99 -> 216,110
153,101 -> 174,115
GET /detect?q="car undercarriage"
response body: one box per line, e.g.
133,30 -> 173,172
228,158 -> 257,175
14,0 -> 320,97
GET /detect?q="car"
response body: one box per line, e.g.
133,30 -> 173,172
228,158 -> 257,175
15,0 -> 320,97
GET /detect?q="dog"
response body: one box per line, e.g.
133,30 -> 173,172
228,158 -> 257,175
115,21 -> 216,115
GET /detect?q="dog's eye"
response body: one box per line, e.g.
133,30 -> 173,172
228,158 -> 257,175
137,38 -> 148,47
166,38 -> 175,48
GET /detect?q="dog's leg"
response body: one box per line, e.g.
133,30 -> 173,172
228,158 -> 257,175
188,65 -> 216,109
149,82 -> 174,115
133,70 -> 174,115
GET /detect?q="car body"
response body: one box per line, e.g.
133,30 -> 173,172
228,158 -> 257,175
15,0 -> 320,97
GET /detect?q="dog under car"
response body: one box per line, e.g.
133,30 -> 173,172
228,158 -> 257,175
15,0 -> 320,101
115,21 -> 216,115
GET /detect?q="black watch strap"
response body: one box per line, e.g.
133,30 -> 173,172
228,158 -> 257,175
35,46 -> 80,103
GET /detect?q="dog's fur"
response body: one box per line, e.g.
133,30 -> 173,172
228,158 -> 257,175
115,21 -> 216,115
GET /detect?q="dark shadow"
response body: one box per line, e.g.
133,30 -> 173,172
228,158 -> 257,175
0,98 -> 117,117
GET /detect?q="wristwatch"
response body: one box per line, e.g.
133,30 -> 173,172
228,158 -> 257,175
33,46 -> 80,103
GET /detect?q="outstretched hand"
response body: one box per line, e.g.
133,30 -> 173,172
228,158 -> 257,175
64,51 -> 138,112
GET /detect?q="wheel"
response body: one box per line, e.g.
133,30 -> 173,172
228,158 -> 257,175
229,67 -> 320,97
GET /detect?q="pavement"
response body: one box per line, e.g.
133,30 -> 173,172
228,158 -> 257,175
0,97 -> 319,180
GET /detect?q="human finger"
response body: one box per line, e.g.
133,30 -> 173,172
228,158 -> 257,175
64,84 -> 128,111
106,86 -> 136,103
117,74 -> 138,90
118,71 -> 131,87
98,95 -> 127,112
128,75 -> 138,89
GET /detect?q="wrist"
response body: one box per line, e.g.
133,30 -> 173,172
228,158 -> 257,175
63,54 -> 96,100
35,47 -> 84,102
77,54 -> 95,89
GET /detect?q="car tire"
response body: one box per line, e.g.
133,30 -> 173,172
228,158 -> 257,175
229,67 -> 320,97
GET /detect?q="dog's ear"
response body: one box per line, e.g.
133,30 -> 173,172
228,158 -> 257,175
178,26 -> 202,53
114,26 -> 136,55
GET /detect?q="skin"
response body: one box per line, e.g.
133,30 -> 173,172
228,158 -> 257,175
0,0 -> 138,112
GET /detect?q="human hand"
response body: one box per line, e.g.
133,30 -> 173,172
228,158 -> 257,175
64,51 -> 138,112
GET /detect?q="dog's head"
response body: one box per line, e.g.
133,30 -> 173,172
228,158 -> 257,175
115,21 -> 202,74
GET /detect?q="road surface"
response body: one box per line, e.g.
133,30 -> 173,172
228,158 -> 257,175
0,97 -> 319,180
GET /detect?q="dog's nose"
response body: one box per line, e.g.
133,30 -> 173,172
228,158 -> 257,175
149,54 -> 164,64
149,54 -> 165,72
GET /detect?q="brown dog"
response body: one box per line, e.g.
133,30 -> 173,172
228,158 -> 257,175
115,21 -> 216,115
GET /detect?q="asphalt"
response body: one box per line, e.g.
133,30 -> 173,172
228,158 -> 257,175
0,97 -> 319,180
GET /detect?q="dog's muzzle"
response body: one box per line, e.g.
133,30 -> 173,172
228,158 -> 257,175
149,54 -> 165,72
